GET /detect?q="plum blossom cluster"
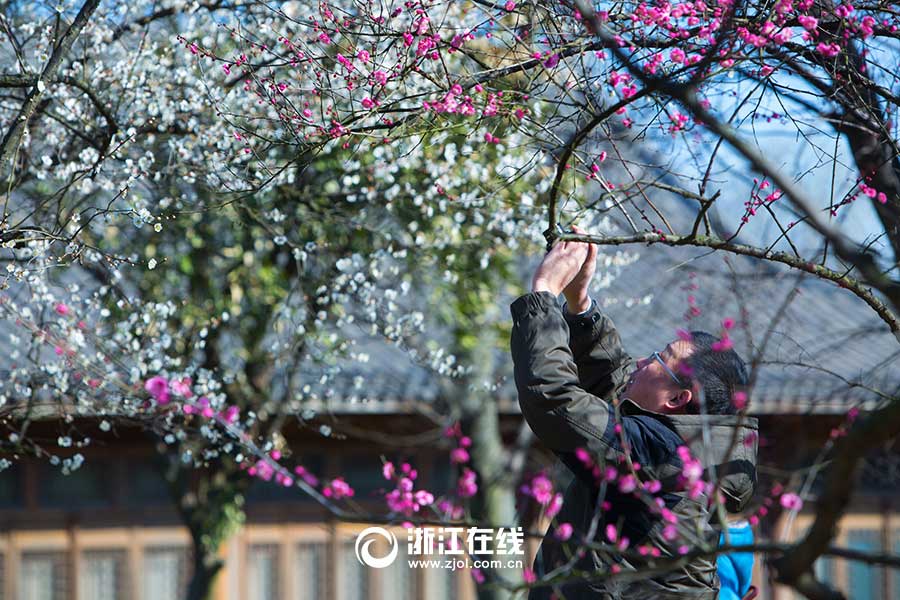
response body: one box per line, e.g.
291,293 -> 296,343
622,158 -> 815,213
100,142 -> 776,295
520,472 -> 563,520
382,461 -> 434,515
675,445 -> 709,500
741,482 -> 804,527
741,179 -> 784,224
711,318 -> 736,352
144,375 -> 241,424
0,276 -> 244,472
444,423 -> 479,506
237,449 -> 354,500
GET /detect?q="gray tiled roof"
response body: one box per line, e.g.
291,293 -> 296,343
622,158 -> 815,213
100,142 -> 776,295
599,246 -> 899,414
306,249 -> 899,416
307,227 -> 899,416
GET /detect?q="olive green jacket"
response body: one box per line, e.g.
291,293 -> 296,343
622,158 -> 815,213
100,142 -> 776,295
511,291 -> 758,599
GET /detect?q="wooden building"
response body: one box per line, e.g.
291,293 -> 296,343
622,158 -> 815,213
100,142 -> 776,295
1,407 -> 898,600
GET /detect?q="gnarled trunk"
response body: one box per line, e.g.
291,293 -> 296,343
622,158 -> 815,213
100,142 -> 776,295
185,549 -> 224,600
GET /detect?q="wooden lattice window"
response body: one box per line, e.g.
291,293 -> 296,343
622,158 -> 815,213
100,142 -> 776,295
295,542 -> 328,600
338,540 -> 369,600
248,544 -> 280,600
80,550 -> 128,600
142,546 -> 190,600
19,551 -> 68,600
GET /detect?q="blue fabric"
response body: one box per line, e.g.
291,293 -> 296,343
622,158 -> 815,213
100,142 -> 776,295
718,524 -> 754,600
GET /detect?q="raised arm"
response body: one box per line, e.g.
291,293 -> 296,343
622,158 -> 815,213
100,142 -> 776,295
563,299 -> 632,400
511,291 -> 618,453
511,234 -> 630,453
559,224 -> 632,399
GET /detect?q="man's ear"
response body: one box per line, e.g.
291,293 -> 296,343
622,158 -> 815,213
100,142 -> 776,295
667,389 -> 693,411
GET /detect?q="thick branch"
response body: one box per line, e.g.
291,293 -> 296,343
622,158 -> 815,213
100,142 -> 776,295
557,231 -> 900,338
0,74 -> 118,139
0,0 -> 102,185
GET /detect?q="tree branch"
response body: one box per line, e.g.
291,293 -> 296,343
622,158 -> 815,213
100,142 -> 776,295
771,396 -> 900,588
557,230 -> 900,337
0,0 -> 102,187
573,0 -> 900,341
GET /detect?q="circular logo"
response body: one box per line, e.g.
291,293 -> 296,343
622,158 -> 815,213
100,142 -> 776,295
354,526 -> 398,568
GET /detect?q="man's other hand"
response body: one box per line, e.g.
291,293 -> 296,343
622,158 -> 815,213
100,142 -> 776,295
562,225 -> 597,313
531,227 -> 591,297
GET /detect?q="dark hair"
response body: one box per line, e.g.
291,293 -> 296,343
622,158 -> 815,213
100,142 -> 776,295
681,331 -> 748,415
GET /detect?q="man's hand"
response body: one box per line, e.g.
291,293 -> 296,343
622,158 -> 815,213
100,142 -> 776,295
562,225 -> 597,313
531,227 -> 591,297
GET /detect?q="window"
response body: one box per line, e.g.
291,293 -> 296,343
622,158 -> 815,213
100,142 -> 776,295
813,555 -> 836,589
19,552 -> 67,600
380,543 -> 416,600
339,455 -> 389,503
792,526 -> 891,600
295,542 -> 327,599
430,458 -> 454,496
39,462 -> 110,508
338,541 -> 368,600
124,461 -> 171,506
0,465 -> 21,508
142,547 -> 189,600
847,529 -> 883,600
246,456 -> 323,504
892,528 -> 900,600
80,550 -> 127,600
248,544 -> 279,600
425,565 -> 458,600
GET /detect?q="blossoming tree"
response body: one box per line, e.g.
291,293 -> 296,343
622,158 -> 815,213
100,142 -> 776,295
0,2 -> 566,599
2,0 -> 900,599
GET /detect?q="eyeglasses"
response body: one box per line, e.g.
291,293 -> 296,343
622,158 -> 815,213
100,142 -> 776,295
652,351 -> 685,387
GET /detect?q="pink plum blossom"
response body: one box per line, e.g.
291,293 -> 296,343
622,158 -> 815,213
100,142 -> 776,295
527,474 -> 554,505
780,492 -> 803,511
555,523 -> 574,541
144,376 -> 170,405
458,468 -> 478,498
546,493 -> 563,519
605,524 -> 618,543
170,377 -> 193,398
798,15 -> 818,30
323,477 -> 354,499
450,447 -> 470,463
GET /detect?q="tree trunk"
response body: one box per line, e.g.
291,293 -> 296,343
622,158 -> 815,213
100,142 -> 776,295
185,548 -> 224,600
458,326 -> 522,600
159,449 -> 248,600
468,400 -> 521,600
179,484 -> 245,600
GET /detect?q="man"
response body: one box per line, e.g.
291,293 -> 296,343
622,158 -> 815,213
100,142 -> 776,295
510,227 -> 758,599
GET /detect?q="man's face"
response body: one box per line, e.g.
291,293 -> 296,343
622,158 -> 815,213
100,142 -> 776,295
621,339 -> 694,413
